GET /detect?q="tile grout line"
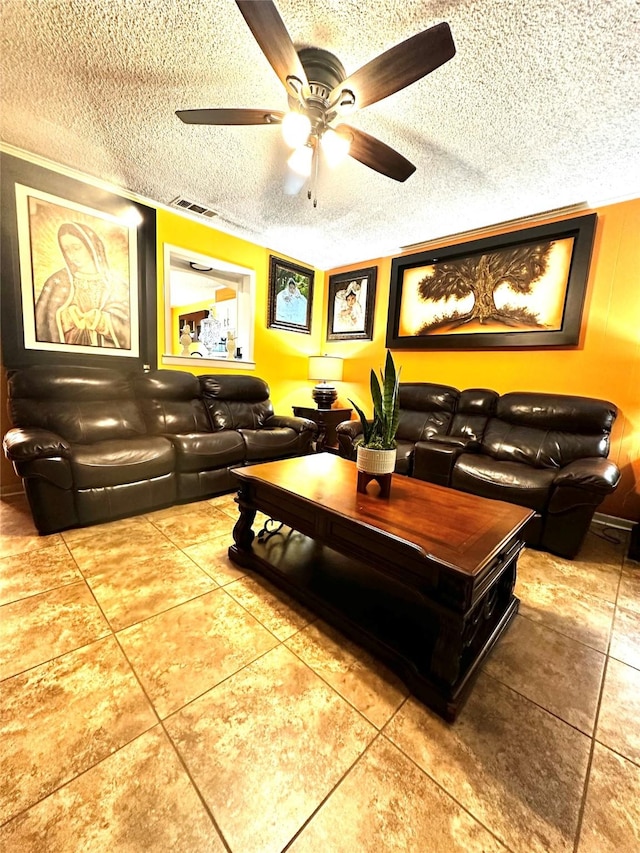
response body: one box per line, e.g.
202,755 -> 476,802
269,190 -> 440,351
279,730 -> 384,853
572,542 -> 627,853
2,500 -> 635,850
376,714 -> 519,853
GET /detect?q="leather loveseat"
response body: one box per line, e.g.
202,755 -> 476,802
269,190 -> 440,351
336,383 -> 620,559
3,365 -> 316,534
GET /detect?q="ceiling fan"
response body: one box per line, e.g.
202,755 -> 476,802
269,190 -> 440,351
176,0 -> 455,203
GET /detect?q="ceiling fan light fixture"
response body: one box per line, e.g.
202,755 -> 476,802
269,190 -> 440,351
281,111 -> 311,148
321,128 -> 350,166
288,144 -> 314,177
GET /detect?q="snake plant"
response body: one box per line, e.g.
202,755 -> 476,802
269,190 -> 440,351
349,350 -> 401,450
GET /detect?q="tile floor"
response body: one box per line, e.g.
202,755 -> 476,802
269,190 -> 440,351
1,492 -> 639,852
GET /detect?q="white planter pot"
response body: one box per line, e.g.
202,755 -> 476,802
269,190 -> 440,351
356,446 -> 397,476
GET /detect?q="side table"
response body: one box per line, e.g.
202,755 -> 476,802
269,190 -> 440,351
292,406 -> 352,453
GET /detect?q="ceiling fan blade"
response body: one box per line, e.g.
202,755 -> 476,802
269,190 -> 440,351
336,125 -> 416,182
176,108 -> 284,125
329,22 -> 455,111
236,0 -> 309,95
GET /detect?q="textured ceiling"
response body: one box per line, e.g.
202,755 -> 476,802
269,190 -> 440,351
1,0 -> 639,268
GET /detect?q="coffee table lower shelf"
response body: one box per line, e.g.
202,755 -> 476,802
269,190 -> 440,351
229,527 -> 519,722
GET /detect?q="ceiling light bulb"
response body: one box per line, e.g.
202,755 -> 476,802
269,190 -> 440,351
281,111 -> 311,149
321,128 -> 350,167
287,145 -> 313,177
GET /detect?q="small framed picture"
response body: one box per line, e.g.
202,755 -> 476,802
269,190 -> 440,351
327,267 -> 377,341
268,255 -> 314,334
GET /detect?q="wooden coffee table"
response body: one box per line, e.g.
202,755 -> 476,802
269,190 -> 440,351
229,453 -> 533,721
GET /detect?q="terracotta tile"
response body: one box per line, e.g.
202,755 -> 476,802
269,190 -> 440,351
86,549 -> 216,630
0,502 -> 61,558
117,588 -> 278,717
61,514 -> 153,546
624,550 -> 639,570
518,543 -> 621,604
483,614 -> 605,733
208,492 -> 240,519
617,566 -> 640,616
289,735 -> 508,852
579,529 -> 627,571
0,582 -> 110,680
0,726 -> 225,851
66,521 -> 176,574
578,743 -> 640,853
516,559 -> 616,652
386,673 -> 591,853
596,657 -> 640,764
183,538 -> 247,584
150,505 -> 233,547
144,502 -> 204,521
0,636 -> 156,824
225,574 -> 316,640
0,542 -> 81,605
165,644 -> 376,853
286,620 -> 407,728
610,605 -> 640,669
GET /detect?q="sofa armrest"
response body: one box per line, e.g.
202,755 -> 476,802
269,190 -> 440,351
336,420 -> 364,441
335,419 -> 365,460
553,458 -> 621,494
3,427 -> 71,462
264,415 -> 317,434
413,436 -> 479,486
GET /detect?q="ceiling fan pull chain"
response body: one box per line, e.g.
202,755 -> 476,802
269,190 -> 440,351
312,143 -> 319,207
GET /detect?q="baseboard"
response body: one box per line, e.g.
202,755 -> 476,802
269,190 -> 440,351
0,484 -> 24,499
592,512 -> 636,532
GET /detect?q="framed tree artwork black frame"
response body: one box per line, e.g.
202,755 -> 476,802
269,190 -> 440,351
0,152 -> 157,370
386,214 -> 597,350
267,255 -> 314,334
326,266 -> 377,341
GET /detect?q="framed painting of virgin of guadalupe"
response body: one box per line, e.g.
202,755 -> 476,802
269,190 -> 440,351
0,153 -> 156,369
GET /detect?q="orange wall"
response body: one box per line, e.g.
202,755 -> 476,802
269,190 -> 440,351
326,199 -> 640,522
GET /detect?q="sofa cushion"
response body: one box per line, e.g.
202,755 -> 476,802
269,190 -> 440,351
452,454 -> 557,512
395,383 -> 458,442
200,375 -> 274,430
70,436 -> 174,488
497,392 -> 617,433
483,392 -> 617,467
169,432 -> 246,473
135,370 -> 211,434
481,420 -> 610,469
449,389 -> 498,442
240,428 -> 306,461
8,365 -> 145,443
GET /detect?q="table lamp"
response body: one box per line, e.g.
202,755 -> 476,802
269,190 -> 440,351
308,355 -> 343,409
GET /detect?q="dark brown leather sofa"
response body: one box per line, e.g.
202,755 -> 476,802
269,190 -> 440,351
3,365 -> 316,534
336,383 -> 620,559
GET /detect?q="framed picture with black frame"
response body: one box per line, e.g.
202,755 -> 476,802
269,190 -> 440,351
267,255 -> 314,334
0,152 -> 157,370
326,266 -> 377,341
386,214 -> 597,350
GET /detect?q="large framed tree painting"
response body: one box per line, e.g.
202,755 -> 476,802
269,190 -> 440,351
386,214 -> 597,349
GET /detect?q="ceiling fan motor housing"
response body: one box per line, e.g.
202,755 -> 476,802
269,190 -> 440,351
290,47 -> 346,111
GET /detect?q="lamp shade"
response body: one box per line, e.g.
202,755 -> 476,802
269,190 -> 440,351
308,355 -> 343,408
308,356 -> 343,382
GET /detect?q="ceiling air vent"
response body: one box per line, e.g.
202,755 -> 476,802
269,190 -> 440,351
169,197 -> 218,219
